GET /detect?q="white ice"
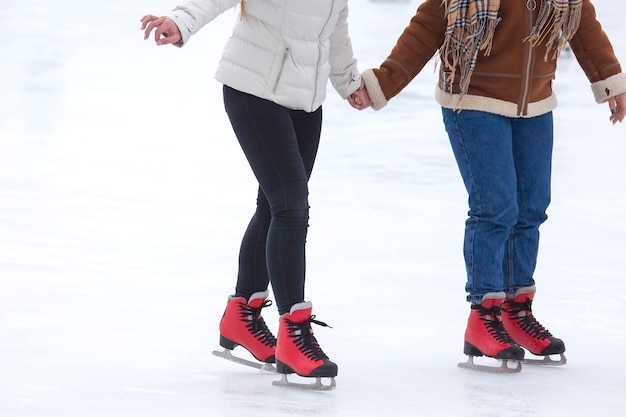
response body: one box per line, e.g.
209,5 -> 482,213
1,0 -> 625,416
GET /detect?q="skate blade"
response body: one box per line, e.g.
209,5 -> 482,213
457,356 -> 522,374
272,374 -> 336,391
212,349 -> 277,373
522,353 -> 567,366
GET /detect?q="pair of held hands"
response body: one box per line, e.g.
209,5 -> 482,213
141,15 -> 624,120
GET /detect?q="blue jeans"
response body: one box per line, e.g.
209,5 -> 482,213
223,85 -> 321,315
442,109 -> 553,303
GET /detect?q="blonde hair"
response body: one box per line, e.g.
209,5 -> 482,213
240,0 -> 246,17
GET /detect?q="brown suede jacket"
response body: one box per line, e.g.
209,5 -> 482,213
361,0 -> 626,117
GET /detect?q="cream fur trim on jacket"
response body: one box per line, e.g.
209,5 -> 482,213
591,73 -> 626,103
361,69 -> 388,111
362,67 -> 558,117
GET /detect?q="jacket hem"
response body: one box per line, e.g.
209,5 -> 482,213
434,88 -> 558,118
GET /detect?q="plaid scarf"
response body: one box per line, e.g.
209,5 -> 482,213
440,0 -> 583,97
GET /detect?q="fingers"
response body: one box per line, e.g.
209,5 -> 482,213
610,109 -> 625,124
142,16 -> 163,40
140,16 -> 181,45
609,93 -> 626,125
154,23 -> 166,43
140,14 -> 159,32
156,29 -> 182,45
360,90 -> 372,108
348,91 -> 371,110
353,90 -> 372,109
346,80 -> 372,110
347,95 -> 361,110
357,81 -> 372,108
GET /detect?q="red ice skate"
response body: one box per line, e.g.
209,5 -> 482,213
273,301 -> 337,390
458,292 -> 525,373
212,290 -> 277,371
502,286 -> 566,366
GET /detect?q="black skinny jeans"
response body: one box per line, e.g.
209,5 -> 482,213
223,85 -> 322,315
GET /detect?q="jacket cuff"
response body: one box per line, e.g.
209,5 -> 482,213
362,69 -> 388,111
337,68 -> 362,99
167,14 -> 194,47
591,73 -> 626,103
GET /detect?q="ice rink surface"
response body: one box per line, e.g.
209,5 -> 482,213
1,1 -> 625,416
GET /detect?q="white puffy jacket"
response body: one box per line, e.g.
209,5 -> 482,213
168,0 -> 361,112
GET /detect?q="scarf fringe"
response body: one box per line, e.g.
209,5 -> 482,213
524,1 -> 583,60
440,0 -> 500,97
441,18 -> 499,96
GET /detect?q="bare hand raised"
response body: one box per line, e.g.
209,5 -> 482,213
140,15 -> 182,45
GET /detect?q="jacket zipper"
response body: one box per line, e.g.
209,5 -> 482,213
273,48 -> 289,92
519,7 -> 534,115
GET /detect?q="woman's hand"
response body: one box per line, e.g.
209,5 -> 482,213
140,15 -> 182,45
347,80 -> 372,111
608,93 -> 625,125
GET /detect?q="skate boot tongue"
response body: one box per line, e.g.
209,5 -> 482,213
248,290 -> 270,309
288,301 -> 313,322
